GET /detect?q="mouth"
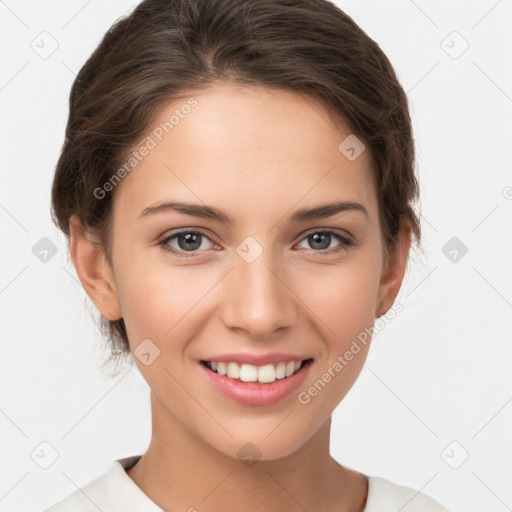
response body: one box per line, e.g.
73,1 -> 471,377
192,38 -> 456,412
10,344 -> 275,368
199,357 -> 314,406
200,358 -> 314,384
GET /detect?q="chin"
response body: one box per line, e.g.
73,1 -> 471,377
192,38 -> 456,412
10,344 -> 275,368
209,428 -> 314,465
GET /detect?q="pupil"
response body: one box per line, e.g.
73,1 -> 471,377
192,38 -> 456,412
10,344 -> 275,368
310,232 -> 330,250
179,232 -> 201,251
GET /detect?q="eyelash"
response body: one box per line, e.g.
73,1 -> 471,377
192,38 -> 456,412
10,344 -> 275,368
158,229 -> 355,258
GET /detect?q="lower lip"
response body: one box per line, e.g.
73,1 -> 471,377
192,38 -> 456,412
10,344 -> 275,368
199,360 -> 313,406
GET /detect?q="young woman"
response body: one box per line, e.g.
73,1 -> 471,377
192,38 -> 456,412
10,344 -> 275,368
46,0 -> 450,510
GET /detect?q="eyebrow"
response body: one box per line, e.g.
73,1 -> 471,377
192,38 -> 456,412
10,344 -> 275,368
138,200 -> 368,224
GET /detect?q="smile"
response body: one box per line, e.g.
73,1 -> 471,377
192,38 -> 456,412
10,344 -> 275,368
201,359 -> 312,384
199,358 -> 314,406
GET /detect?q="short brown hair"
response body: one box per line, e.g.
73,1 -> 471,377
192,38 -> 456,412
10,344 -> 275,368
51,0 -> 422,367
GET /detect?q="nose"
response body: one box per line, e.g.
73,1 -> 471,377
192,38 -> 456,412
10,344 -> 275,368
220,248 -> 298,340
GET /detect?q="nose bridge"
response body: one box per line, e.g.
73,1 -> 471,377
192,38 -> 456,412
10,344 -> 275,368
221,239 -> 297,337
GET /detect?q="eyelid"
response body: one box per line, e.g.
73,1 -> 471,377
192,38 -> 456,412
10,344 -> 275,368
295,228 -> 354,254
299,226 -> 353,241
158,228 -> 218,250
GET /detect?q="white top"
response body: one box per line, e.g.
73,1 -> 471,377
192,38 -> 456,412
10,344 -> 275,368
44,455 -> 450,512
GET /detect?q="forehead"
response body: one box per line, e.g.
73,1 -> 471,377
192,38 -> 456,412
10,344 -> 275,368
113,83 -> 377,223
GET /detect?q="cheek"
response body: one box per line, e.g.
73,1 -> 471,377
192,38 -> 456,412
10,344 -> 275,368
293,266 -> 379,422
300,255 -> 381,347
113,252 -> 223,350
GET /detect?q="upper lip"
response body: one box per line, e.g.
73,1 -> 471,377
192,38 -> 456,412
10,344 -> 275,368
201,352 -> 313,366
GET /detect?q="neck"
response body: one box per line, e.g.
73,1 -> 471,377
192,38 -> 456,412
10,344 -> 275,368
126,392 -> 368,512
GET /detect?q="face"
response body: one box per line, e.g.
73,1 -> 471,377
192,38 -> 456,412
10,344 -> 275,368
77,83 -> 409,461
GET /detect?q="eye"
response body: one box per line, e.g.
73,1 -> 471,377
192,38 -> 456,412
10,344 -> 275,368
296,230 -> 353,254
159,230 -> 217,257
158,228 -> 354,258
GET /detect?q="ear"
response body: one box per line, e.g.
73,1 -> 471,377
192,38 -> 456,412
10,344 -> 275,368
68,214 -> 122,321
375,216 -> 412,318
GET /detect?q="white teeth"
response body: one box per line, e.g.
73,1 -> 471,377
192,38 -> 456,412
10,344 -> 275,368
227,362 -> 240,379
217,362 -> 227,376
206,359 -> 307,383
257,364 -> 276,383
285,361 -> 295,377
275,362 -> 286,379
240,364 -> 258,382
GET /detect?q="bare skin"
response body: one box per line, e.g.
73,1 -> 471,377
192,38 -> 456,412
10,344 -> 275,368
69,82 -> 411,511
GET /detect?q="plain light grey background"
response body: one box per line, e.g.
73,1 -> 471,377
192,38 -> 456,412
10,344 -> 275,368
1,1 -> 511,511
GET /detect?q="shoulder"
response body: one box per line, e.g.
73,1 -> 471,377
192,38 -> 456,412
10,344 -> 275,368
43,467 -> 116,512
364,475 -> 451,512
43,456 -> 162,512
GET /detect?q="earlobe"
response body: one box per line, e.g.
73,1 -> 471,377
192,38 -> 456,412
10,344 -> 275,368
375,217 -> 412,318
68,214 -> 122,321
